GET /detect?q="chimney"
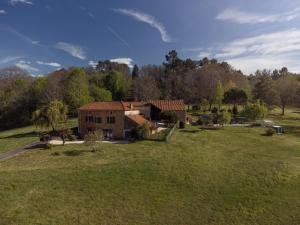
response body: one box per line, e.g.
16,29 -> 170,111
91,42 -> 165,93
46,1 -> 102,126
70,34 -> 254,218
130,103 -> 133,111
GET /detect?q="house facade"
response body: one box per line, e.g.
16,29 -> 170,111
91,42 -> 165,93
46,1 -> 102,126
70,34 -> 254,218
78,100 -> 185,139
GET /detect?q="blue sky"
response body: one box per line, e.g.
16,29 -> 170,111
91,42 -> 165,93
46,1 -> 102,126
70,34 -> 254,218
1,0 -> 300,75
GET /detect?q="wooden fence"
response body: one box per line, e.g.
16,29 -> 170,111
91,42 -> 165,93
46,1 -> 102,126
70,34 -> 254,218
165,121 -> 179,142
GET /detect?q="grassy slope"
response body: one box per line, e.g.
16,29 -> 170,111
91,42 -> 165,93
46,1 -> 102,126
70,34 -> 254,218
0,119 -> 78,154
0,125 -> 39,154
0,111 -> 299,225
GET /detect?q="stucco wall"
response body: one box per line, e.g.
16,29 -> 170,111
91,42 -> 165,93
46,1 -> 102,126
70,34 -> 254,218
79,110 -> 125,139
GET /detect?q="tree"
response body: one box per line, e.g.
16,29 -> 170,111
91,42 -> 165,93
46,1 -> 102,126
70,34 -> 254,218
84,130 -> 103,152
64,68 -> 92,115
224,88 -> 248,106
133,75 -> 161,101
132,64 -> 139,79
32,100 -> 68,132
254,75 -> 279,106
214,80 -> 224,110
59,128 -> 72,145
275,75 -> 299,115
160,111 -> 178,126
96,60 -> 130,77
104,70 -> 130,100
200,98 -> 209,112
242,100 -> 268,120
89,84 -> 112,102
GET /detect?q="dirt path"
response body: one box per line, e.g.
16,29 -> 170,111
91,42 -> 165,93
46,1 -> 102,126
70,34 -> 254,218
0,142 -> 41,162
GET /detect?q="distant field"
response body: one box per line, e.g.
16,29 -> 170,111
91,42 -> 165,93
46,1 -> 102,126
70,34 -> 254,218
0,119 -> 78,154
0,109 -> 299,225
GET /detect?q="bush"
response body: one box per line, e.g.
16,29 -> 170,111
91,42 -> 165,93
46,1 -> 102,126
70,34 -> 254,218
192,104 -> 201,111
197,117 -> 203,125
132,123 -> 151,140
51,152 -> 60,156
265,128 -> 275,136
211,107 -> 218,114
242,100 -> 268,121
232,105 -> 238,115
220,111 -> 232,125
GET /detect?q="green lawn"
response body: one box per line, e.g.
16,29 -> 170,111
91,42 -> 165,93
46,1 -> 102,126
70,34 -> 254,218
0,119 -> 78,154
0,111 -> 299,225
0,125 -> 39,154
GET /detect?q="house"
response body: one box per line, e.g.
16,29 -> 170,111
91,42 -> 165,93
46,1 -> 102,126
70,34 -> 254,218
78,100 -> 185,139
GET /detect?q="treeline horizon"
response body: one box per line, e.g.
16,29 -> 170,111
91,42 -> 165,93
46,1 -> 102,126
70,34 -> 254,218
0,50 -> 300,130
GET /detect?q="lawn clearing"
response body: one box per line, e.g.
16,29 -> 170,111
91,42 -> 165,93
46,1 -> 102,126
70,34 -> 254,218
0,118 -> 78,154
0,110 -> 299,225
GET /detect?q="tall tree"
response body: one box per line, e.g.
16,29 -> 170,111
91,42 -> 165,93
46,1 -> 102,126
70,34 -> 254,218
104,70 -> 130,100
275,75 -> 299,115
224,88 -> 248,106
214,80 -> 224,110
253,75 -> 279,106
63,68 -> 92,115
132,64 -> 139,80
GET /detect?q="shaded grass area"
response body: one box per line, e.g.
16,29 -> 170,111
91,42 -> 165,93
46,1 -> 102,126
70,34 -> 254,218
0,119 -> 78,154
0,109 -> 300,224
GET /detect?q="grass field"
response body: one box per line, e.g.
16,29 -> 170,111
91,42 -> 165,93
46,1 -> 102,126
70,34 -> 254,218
0,119 -> 78,154
0,110 -> 299,224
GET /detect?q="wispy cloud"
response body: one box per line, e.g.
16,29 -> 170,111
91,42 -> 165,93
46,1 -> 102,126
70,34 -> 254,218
9,0 -> 33,6
0,10 -> 7,14
16,60 -> 39,72
0,56 -> 21,64
54,42 -> 86,60
36,61 -> 61,68
107,26 -> 129,47
115,8 -> 172,43
110,58 -> 134,68
217,7 -> 300,24
0,25 -> 40,46
193,29 -> 300,73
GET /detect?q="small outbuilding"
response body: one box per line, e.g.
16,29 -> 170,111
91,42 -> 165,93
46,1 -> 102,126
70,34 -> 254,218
273,126 -> 284,134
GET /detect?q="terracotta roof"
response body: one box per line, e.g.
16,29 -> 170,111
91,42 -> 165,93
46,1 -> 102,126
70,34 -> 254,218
121,101 -> 149,111
79,102 -> 125,111
149,100 -> 185,111
126,115 -> 150,126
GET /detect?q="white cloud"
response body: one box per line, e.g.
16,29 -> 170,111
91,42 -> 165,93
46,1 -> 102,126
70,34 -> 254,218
54,42 -> 86,60
0,56 -> 21,64
16,61 -> 39,72
110,58 -> 134,68
18,60 -> 31,64
9,0 -> 33,6
194,29 -> 300,74
36,61 -> 61,67
217,7 -> 300,24
0,10 -> 7,14
115,8 -> 172,43
88,60 -> 98,68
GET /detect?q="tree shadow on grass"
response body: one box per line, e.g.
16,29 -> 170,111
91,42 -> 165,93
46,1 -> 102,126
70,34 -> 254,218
25,143 -> 47,150
199,127 -> 223,131
63,150 -> 92,156
0,132 -> 39,139
292,111 -> 300,115
180,129 -> 201,134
